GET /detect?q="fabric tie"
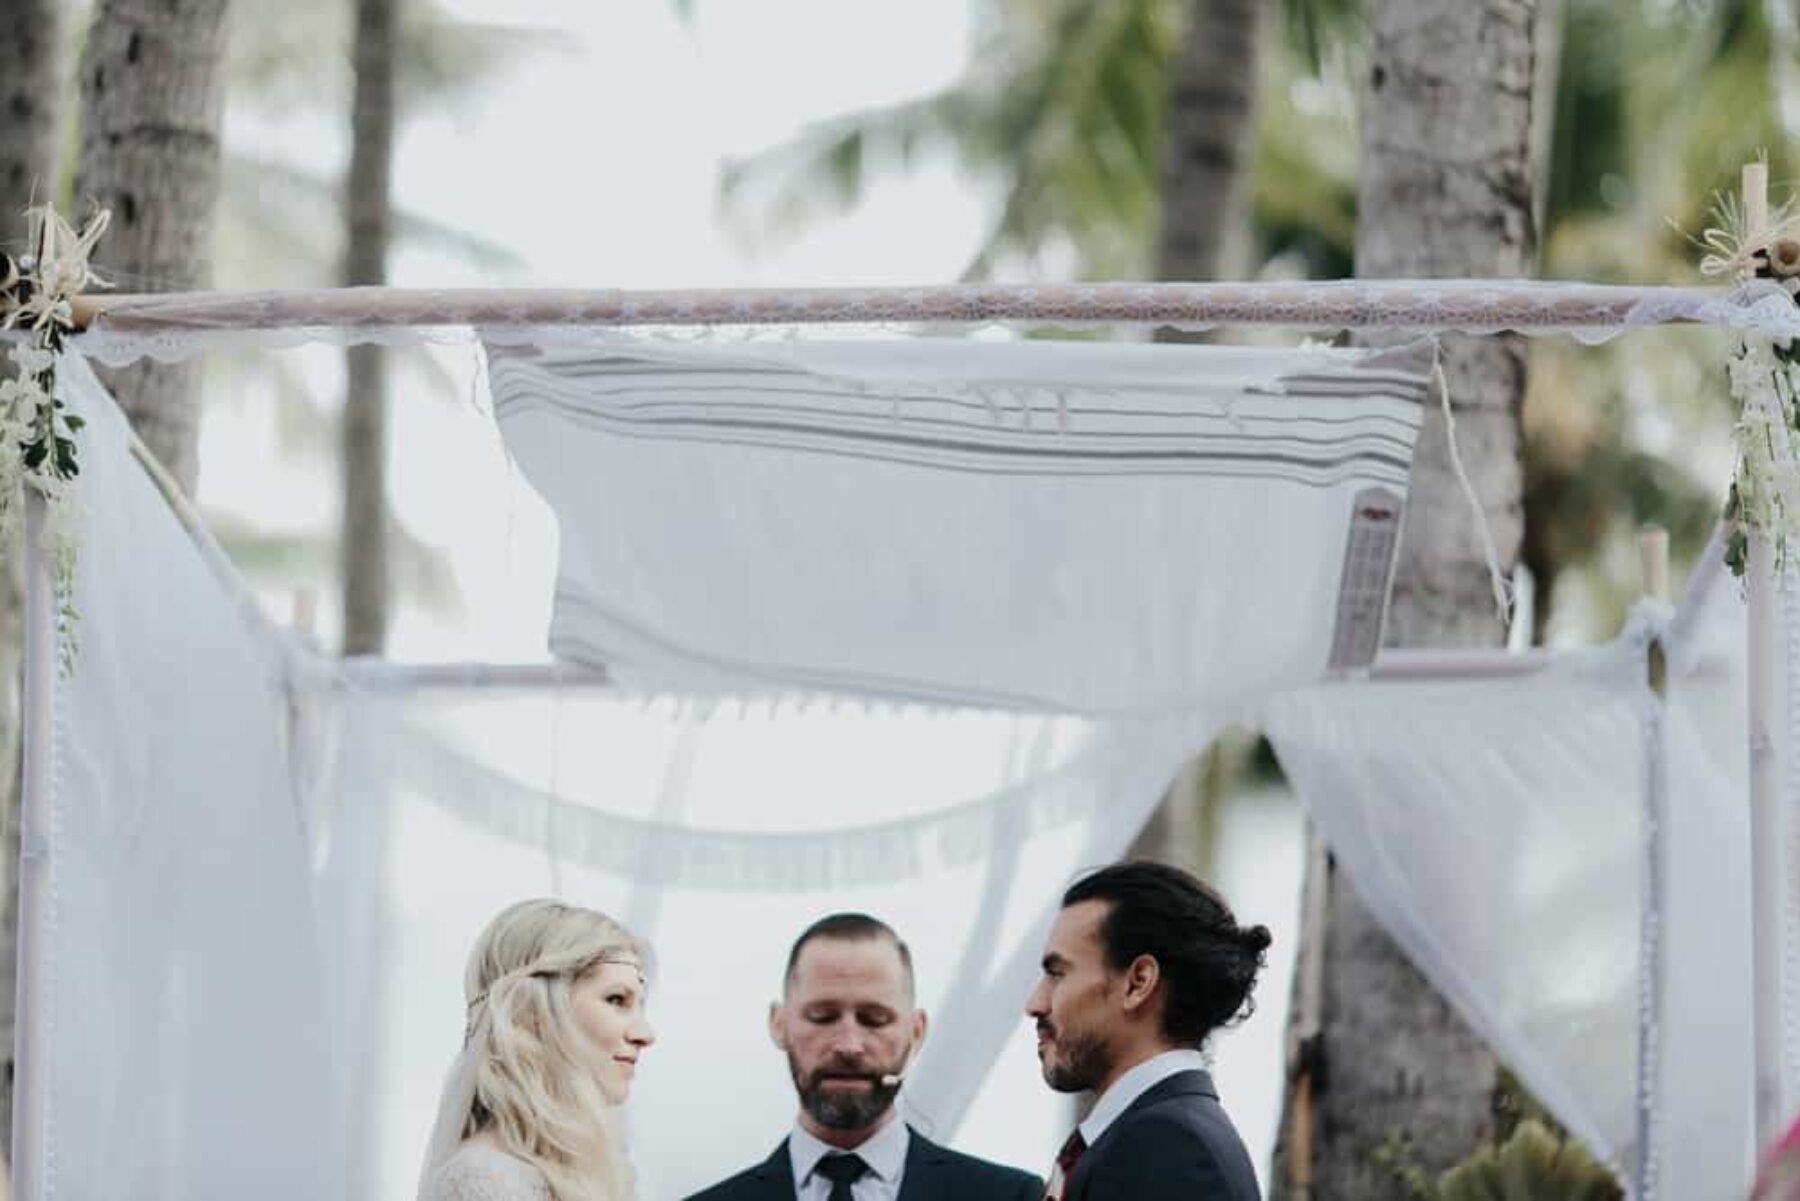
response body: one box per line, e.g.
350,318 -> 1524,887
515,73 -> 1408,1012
816,1152 -> 869,1201
1043,1130 -> 1086,1200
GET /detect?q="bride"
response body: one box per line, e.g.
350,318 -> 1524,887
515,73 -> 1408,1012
417,899 -> 656,1201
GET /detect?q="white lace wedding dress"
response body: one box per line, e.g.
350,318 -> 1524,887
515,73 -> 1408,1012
423,1141 -> 553,1201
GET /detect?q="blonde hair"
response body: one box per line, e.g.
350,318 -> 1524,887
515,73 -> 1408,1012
460,899 -> 650,1201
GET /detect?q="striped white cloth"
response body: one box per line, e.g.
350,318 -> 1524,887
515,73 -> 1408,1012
488,336 -> 1430,713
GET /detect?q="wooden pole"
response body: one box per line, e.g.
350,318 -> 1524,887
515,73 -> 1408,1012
1636,523 -> 1672,1200
45,280 -> 1800,337
10,498 -> 52,1201
1740,160 -> 1785,1150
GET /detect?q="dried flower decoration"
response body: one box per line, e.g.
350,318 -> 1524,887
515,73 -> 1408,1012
1692,188 -> 1800,284
0,203 -> 110,672
1696,167 -> 1800,577
1768,238 -> 1800,279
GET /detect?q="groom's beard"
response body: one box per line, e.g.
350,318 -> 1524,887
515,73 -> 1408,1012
1037,1023 -> 1111,1094
789,1051 -> 905,1131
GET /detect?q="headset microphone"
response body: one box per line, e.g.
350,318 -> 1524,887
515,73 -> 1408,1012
879,1044 -> 917,1088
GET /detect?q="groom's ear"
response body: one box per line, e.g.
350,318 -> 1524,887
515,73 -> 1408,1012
768,1000 -> 788,1051
911,1008 -> 928,1048
1120,954 -> 1161,1013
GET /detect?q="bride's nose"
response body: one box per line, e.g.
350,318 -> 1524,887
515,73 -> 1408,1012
629,1014 -> 656,1047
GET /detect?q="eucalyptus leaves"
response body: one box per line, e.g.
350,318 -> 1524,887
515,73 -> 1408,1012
0,205 -> 110,673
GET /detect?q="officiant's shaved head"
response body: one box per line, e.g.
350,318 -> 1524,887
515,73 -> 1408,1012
783,912 -> 915,1002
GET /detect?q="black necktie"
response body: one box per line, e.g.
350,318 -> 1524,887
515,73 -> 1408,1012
815,1152 -> 869,1201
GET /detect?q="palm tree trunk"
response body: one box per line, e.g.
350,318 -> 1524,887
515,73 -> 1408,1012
1128,4 -> 1265,1144
339,0 -> 396,656
1154,0 -> 1264,285
1272,2 -> 1551,1196
0,0 -> 65,210
1132,0 -> 1264,887
0,0 -> 68,1157
73,0 -> 230,495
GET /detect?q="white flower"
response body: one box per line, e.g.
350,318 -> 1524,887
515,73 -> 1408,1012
7,344 -> 54,376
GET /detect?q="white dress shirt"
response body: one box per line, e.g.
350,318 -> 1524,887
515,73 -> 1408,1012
1078,1048 -> 1210,1146
788,1116 -> 910,1201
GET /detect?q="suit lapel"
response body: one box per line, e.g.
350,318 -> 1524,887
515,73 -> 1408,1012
748,1139 -> 798,1201
896,1126 -> 947,1201
1069,1070 -> 1220,1198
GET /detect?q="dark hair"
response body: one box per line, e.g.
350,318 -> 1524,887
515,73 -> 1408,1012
1062,861 -> 1271,1046
784,912 -> 915,998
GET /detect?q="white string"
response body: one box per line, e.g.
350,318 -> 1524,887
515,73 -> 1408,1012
1430,337 -> 1515,630
545,664 -> 566,899
1633,648 -> 1668,1201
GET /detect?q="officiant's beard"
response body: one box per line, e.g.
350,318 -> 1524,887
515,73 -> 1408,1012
790,1052 -> 904,1131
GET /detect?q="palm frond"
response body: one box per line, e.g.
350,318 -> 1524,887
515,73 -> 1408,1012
218,154 -> 526,288
227,0 -> 553,116
208,510 -> 462,616
722,0 -> 1175,280
1280,0 -> 1364,74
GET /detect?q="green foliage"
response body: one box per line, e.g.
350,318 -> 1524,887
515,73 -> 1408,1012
1371,1132 -> 1442,1201
723,0 -> 1180,279
1279,0 -> 1362,74
722,0 -> 1362,280
1437,1120 -> 1624,1201
1374,1121 -> 1624,1201
227,0 -> 555,117
1528,0 -> 1793,636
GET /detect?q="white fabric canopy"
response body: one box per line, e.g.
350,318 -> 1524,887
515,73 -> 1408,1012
488,336 -> 1429,712
21,323 -> 1788,1201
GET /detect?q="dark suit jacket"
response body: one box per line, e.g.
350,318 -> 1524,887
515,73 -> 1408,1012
683,1125 -> 1043,1201
1066,1070 -> 1259,1201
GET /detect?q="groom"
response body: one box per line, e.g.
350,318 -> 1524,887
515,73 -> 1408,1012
685,912 -> 1041,1201
1028,861 -> 1267,1200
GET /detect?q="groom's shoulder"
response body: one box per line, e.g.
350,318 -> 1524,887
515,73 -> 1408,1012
909,1129 -> 1044,1197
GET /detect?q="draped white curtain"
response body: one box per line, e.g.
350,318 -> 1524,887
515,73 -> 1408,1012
26,358 -> 348,1200
1263,561 -> 1787,1201
333,687 -> 1218,1197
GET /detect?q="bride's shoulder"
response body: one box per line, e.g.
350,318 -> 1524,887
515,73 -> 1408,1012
426,1140 -> 553,1201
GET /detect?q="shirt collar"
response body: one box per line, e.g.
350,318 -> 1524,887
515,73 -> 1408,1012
789,1115 -> 910,1187
1078,1048 -> 1210,1145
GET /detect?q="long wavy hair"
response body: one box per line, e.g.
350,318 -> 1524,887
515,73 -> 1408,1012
460,899 -> 650,1201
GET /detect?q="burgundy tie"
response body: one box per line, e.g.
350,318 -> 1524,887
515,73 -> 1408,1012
1044,1129 -> 1086,1200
